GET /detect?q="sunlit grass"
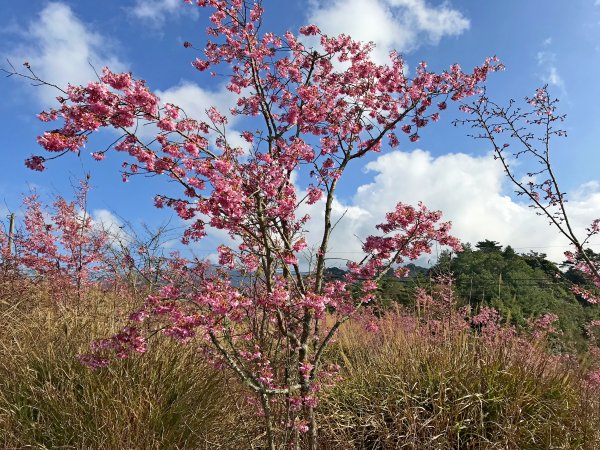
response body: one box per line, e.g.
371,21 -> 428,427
319,314 -> 600,449
1,284 -> 599,449
0,289 -> 252,449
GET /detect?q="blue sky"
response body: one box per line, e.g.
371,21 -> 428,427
1,0 -> 600,263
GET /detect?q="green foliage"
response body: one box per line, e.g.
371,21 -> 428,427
475,239 -> 503,253
428,243 -> 600,352
368,240 -> 600,352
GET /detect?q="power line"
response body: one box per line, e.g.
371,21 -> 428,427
323,243 -> 600,254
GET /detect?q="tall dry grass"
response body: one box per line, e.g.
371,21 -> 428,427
318,313 -> 600,449
2,281 -> 600,449
0,289 -> 254,449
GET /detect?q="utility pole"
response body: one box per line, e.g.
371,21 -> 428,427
498,273 -> 502,299
7,213 -> 15,256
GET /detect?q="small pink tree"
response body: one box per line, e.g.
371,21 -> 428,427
11,1 -> 501,447
15,179 -> 108,302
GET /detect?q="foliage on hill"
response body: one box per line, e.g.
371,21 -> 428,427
372,240 -> 600,352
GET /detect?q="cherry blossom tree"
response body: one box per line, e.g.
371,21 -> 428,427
9,1 -> 501,447
459,87 -> 600,304
13,178 -> 108,303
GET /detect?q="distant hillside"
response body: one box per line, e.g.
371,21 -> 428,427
321,241 -> 600,352
429,241 -> 600,352
324,262 -> 429,280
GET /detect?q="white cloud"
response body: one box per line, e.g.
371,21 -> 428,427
156,81 -> 239,127
301,150 -> 600,266
388,0 -> 470,41
130,0 -> 197,26
165,148 -> 600,269
93,208 -> 122,229
546,66 -> 563,87
307,0 -> 469,63
155,81 -> 248,150
92,209 -> 131,244
537,48 -> 566,93
5,2 -> 127,105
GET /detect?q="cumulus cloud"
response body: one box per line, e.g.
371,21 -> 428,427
301,150 -> 600,266
93,208 -> 122,229
130,0 -> 197,26
307,0 -> 469,63
92,209 -> 131,244
156,81 -> 239,127
173,148 -> 600,268
4,2 -> 127,105
155,81 -> 248,150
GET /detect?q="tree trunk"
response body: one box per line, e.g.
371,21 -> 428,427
260,392 -> 276,450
